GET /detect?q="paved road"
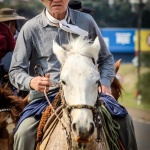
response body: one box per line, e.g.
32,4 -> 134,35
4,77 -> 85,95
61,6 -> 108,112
133,119 -> 150,150
127,108 -> 150,122
126,107 -> 150,150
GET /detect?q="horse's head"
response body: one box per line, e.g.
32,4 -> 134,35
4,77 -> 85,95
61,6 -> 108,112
53,36 -> 100,143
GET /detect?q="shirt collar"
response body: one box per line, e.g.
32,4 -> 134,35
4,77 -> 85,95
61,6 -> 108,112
45,8 -> 69,25
41,8 -> 76,28
68,8 -> 76,25
41,9 -> 49,28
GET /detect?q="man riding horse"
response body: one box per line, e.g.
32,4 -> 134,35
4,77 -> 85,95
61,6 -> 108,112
9,0 -> 137,150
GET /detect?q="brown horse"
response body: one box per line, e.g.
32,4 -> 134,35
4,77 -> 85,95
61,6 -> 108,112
111,59 -> 123,100
0,59 -> 122,150
0,84 -> 27,150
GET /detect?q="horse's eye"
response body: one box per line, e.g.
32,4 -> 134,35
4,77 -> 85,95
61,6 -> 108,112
61,80 -> 66,85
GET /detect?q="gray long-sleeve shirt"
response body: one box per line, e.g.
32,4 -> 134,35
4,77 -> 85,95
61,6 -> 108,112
9,8 -> 115,101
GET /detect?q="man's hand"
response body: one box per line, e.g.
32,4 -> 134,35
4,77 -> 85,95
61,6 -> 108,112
29,73 -> 52,93
99,85 -> 114,98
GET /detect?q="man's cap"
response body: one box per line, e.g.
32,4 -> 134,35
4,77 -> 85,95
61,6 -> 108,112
69,0 -> 94,15
0,8 -> 26,22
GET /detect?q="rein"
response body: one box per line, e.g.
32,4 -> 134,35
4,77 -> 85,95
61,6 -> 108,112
0,108 -> 11,113
62,81 -> 102,114
34,65 -> 73,149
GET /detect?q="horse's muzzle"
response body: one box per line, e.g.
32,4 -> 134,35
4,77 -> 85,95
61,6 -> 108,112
76,136 -> 92,143
73,122 -> 95,143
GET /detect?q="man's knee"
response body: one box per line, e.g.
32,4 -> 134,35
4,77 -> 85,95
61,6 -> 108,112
14,117 -> 39,141
14,126 -> 32,140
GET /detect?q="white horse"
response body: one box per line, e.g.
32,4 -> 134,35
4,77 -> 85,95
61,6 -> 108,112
38,37 -> 120,150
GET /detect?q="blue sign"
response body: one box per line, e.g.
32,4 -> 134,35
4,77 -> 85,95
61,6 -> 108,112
100,28 -> 135,53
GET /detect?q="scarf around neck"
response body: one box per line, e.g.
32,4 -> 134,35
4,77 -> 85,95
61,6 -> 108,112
45,9 -> 88,37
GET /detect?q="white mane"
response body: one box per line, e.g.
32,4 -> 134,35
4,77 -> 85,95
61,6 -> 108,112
53,36 -> 100,65
65,37 -> 94,57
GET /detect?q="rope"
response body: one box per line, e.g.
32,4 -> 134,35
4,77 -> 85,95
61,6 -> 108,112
98,104 -> 121,150
0,108 -> 11,112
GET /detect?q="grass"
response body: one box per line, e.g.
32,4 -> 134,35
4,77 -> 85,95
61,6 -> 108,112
116,63 -> 150,110
119,93 -> 150,110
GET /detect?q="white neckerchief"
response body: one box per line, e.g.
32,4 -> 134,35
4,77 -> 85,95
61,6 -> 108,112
45,9 -> 88,37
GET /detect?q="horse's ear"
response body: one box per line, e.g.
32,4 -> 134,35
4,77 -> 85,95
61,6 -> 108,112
53,40 -> 67,65
91,37 -> 101,62
115,59 -> 122,74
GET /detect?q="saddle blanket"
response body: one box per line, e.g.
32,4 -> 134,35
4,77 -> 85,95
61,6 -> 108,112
14,93 -> 128,133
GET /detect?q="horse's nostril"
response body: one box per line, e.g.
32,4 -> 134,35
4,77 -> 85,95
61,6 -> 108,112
89,123 -> 95,135
72,123 -> 77,132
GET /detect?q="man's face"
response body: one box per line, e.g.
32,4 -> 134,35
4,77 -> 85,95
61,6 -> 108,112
41,0 -> 70,19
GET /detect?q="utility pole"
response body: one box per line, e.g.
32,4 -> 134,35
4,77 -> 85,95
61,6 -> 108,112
136,0 -> 144,104
129,0 -> 148,104
137,0 -> 143,95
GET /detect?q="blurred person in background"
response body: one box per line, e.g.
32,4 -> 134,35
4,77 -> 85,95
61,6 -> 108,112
0,8 -> 26,40
0,8 -> 26,79
0,9 -> 28,97
0,22 -> 15,85
68,0 -> 94,15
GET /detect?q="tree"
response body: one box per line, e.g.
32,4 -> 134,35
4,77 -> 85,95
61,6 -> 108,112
0,0 -> 150,28
82,0 -> 150,28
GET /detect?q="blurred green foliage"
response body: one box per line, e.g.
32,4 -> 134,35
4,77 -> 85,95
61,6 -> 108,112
0,0 -> 44,19
82,0 -> 150,28
82,0 -> 135,27
139,52 -> 150,103
118,63 -> 150,109
141,52 -> 150,67
140,71 -> 150,103
1,0 -> 150,28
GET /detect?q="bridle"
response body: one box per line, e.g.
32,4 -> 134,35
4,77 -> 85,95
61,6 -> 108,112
59,57 -> 102,118
0,108 -> 11,113
59,80 -> 103,148
60,80 -> 102,115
